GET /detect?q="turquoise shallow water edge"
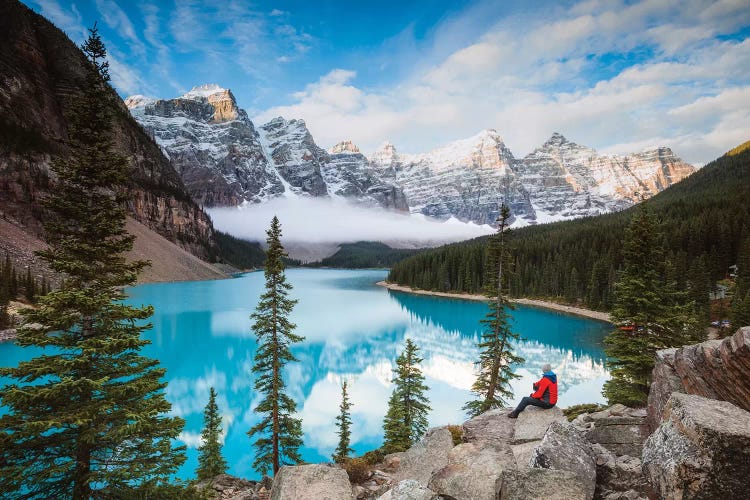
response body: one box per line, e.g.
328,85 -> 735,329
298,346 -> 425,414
0,268 -> 611,480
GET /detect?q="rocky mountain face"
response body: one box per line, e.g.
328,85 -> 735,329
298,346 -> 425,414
369,130 -> 696,226
127,89 -> 409,211
128,84 -> 694,226
0,0 -> 217,261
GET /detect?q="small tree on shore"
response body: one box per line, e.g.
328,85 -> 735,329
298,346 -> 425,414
382,339 -> 430,453
464,204 -> 524,417
248,216 -> 304,475
196,387 -> 228,480
332,380 -> 354,463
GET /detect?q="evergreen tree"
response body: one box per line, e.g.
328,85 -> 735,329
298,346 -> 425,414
464,205 -> 524,417
332,380 -> 354,463
196,387 -> 228,480
382,339 -> 431,453
730,291 -> 750,329
0,25 -> 185,498
603,204 -> 701,407
248,216 -> 304,475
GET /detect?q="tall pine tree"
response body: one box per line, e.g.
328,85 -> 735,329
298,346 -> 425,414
382,339 -> 431,453
603,204 -> 702,407
248,216 -> 304,475
0,25 -> 185,498
196,387 -> 228,481
332,380 -> 354,463
464,205 -> 524,417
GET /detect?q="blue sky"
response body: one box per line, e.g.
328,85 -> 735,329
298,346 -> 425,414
22,0 -> 750,164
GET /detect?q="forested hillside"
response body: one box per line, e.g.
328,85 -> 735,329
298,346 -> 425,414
308,242 -> 422,268
388,141 -> 750,311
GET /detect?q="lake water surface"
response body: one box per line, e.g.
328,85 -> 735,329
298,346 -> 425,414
0,268 -> 611,480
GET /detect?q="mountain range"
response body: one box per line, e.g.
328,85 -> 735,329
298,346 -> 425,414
127,84 -> 695,226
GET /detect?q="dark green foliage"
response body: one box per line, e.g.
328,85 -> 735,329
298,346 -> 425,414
382,339 -> 431,453
309,242 -> 422,268
603,204 -> 703,407
388,142 -> 750,316
215,230 -> 267,269
730,291 -> 750,328
360,448 -> 386,465
196,387 -> 228,481
333,380 -> 354,463
0,26 -> 186,498
464,205 -> 524,417
0,256 -> 48,310
248,216 -> 305,475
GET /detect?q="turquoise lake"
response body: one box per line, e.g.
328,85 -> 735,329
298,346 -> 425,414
0,268 -> 611,480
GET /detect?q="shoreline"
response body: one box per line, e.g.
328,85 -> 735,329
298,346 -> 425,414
376,281 -> 612,323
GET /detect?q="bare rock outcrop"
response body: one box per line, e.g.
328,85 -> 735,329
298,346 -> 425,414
376,479 -> 436,500
642,392 -> 750,499
392,427 -> 453,486
512,405 -> 566,444
269,464 -> 354,500
194,474 -> 272,500
574,404 -> 649,457
647,327 -> 750,431
428,440 -> 515,500
529,421 -> 597,500
498,468 -> 590,500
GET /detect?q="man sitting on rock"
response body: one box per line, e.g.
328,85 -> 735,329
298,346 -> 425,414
507,363 -> 558,418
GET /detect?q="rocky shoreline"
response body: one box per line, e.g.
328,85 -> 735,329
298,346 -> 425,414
376,281 -> 612,323
203,327 -> 750,500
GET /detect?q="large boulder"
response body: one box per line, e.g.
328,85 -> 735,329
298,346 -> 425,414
574,405 -> 649,457
512,406 -> 566,444
648,327 -> 750,431
647,348 -> 683,431
510,440 -> 541,467
529,421 -> 597,500
427,441 -> 515,500
393,427 -> 453,485
497,468 -> 590,500
591,444 -> 651,500
461,408 -> 516,445
269,464 -> 354,500
376,480 -> 436,500
642,393 -> 750,499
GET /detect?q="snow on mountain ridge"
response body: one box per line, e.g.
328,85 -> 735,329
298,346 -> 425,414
125,86 -> 695,227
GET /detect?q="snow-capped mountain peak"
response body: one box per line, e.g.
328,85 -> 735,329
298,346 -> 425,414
123,94 -> 155,109
181,83 -> 229,99
330,140 -> 360,154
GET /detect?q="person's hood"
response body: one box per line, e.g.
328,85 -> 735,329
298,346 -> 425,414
543,371 -> 557,384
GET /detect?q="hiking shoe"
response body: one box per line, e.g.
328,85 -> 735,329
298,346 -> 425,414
507,411 -> 518,419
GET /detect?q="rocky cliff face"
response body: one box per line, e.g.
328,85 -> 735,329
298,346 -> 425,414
0,0 -> 217,261
127,91 -> 409,211
370,131 -> 696,226
128,88 -> 693,225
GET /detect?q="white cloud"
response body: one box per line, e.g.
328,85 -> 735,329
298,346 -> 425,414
207,197 -> 495,247
34,0 -> 86,40
252,0 -> 750,164
94,0 -> 144,56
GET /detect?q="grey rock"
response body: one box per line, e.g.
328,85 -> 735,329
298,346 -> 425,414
648,327 -> 750,432
461,408 -> 516,446
512,405 -> 566,444
497,468 -> 590,500
427,441 -> 515,500
510,439 -> 541,467
269,464 -> 354,500
376,480 -> 436,500
642,393 -> 750,499
585,406 -> 649,457
529,421 -> 596,500
590,444 -> 651,500
393,427 -> 453,486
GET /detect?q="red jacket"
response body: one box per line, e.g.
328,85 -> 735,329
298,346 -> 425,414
531,373 -> 558,405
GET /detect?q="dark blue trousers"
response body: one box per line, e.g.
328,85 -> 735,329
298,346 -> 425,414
513,396 -> 554,414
